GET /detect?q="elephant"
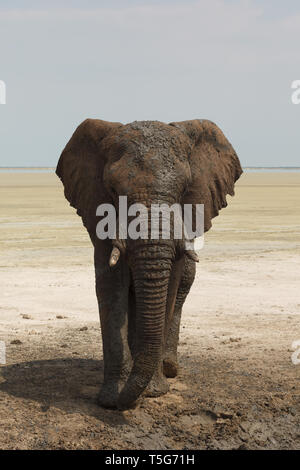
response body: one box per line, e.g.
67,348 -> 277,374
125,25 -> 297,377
56,118 -> 242,409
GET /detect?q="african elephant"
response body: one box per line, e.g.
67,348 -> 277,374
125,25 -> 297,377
56,118 -> 242,409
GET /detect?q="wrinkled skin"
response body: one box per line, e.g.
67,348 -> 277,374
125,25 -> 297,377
56,118 -> 242,409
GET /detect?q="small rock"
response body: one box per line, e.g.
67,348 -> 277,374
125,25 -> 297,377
239,422 -> 249,433
21,314 -> 32,320
79,326 -> 88,331
10,339 -> 22,345
219,412 -> 234,419
170,382 -> 188,392
237,443 -> 248,450
288,407 -> 296,416
41,404 -> 50,412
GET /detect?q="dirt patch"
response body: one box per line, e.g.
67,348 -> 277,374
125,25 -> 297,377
0,318 -> 299,450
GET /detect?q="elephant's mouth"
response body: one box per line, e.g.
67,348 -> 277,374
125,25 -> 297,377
108,207 -> 200,268
108,242 -> 199,269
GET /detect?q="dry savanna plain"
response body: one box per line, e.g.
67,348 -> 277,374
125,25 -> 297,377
0,171 -> 299,450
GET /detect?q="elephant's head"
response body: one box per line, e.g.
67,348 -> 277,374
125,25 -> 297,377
56,118 -> 242,408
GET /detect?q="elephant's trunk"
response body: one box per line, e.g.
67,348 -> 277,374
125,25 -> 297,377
117,241 -> 173,409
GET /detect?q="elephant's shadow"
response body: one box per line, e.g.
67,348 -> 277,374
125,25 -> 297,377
0,358 -> 127,425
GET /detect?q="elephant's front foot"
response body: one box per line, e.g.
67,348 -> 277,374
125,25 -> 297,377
144,366 -> 170,398
97,383 -> 120,409
97,377 -> 130,409
163,356 -> 179,378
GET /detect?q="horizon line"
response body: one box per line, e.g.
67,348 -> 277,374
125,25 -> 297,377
1,166 -> 300,170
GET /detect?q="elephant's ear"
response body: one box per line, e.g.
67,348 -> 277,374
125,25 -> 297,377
170,119 -> 243,232
56,118 -> 122,242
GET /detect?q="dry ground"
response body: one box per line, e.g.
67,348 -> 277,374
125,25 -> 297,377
0,171 -> 299,450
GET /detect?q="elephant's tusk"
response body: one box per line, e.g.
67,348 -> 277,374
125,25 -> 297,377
185,250 -> 199,263
109,247 -> 121,267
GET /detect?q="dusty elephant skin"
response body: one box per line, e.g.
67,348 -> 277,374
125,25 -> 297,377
56,118 -> 242,409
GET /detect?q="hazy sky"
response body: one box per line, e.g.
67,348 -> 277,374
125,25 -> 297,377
0,0 -> 300,167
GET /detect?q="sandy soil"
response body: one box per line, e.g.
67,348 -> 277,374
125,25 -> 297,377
0,171 -> 299,450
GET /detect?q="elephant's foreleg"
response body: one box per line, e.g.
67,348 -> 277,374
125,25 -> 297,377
95,243 -> 132,408
163,257 -> 196,378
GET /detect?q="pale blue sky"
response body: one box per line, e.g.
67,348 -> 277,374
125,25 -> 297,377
0,0 -> 300,167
